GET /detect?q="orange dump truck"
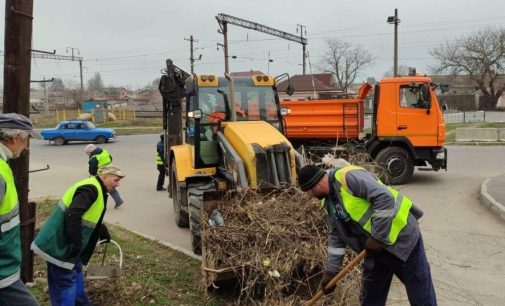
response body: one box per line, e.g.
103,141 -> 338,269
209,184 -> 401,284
280,75 -> 448,184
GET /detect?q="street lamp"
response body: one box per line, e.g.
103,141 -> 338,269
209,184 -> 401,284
387,8 -> 400,77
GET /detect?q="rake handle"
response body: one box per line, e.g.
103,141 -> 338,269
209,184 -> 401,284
305,250 -> 366,306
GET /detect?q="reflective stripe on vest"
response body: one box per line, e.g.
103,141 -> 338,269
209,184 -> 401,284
95,150 -> 112,168
0,159 -> 21,288
61,177 -> 104,225
335,165 -> 412,245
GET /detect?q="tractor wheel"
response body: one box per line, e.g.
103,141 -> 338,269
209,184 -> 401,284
187,181 -> 215,256
53,137 -> 65,146
170,162 -> 188,228
375,147 -> 414,185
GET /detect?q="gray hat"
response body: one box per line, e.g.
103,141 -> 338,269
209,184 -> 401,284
97,165 -> 126,178
0,113 -> 42,139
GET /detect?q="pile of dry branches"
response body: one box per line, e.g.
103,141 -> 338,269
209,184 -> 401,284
201,187 -> 361,305
201,152 -> 384,305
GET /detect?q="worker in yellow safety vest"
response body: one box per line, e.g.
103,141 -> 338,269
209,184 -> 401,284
298,162 -> 436,306
31,165 -> 125,305
0,113 -> 40,305
85,144 -> 124,208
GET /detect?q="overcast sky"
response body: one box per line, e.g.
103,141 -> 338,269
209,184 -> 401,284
2,0 -> 505,90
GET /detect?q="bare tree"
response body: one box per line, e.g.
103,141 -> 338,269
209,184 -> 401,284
49,78 -> 65,92
430,27 -> 505,109
87,72 -> 104,91
319,38 -> 374,93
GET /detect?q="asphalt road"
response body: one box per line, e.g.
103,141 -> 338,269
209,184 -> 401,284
28,136 -> 505,305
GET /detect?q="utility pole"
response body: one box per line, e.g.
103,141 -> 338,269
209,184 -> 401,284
43,77 -> 49,114
296,24 -> 307,75
387,9 -> 400,77
3,0 -> 35,283
30,78 -> 53,114
267,51 -> 273,75
184,35 -> 198,74
67,47 -> 84,107
217,22 -> 230,74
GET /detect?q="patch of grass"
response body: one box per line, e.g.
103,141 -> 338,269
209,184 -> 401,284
30,199 -> 225,306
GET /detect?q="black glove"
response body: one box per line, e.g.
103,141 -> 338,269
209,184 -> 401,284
319,271 -> 337,295
365,236 -> 385,254
99,224 -> 111,243
68,243 -> 81,258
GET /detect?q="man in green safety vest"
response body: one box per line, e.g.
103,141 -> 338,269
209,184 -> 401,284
298,163 -> 436,306
31,165 -> 125,305
0,113 -> 40,305
85,144 -> 124,208
156,134 -> 167,191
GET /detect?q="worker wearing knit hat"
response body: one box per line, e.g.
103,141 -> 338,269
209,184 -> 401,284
298,165 -> 327,192
298,162 -> 436,304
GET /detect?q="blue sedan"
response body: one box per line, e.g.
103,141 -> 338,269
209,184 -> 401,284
41,120 -> 116,145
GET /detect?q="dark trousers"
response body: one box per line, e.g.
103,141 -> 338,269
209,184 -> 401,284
157,164 -> 166,189
361,235 -> 437,306
0,279 -> 38,306
47,261 -> 90,306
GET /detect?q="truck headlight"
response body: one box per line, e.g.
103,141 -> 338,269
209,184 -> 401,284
436,151 -> 445,160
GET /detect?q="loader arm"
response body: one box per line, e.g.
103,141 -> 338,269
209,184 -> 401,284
158,59 -> 191,160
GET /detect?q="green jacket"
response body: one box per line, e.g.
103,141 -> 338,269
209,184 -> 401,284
0,159 -> 21,288
31,177 -> 105,270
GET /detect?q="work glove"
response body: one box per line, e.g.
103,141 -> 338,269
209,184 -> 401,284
99,224 -> 111,243
365,236 -> 385,254
319,271 -> 337,295
68,243 -> 81,258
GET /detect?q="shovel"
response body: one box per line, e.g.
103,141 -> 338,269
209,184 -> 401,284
305,250 -> 366,306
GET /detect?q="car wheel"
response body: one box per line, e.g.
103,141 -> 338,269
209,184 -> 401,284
53,137 -> 65,146
96,136 -> 106,144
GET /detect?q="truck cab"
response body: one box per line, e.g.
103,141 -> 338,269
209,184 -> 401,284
367,76 -> 447,184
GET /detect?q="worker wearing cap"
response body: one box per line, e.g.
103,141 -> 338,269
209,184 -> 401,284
84,144 -> 123,208
31,165 -> 125,305
298,163 -> 436,306
0,113 -> 40,305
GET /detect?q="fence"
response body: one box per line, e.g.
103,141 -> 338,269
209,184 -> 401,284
444,110 -> 486,124
53,107 -> 162,123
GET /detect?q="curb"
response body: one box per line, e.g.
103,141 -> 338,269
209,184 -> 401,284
480,178 -> 505,222
124,228 -> 202,261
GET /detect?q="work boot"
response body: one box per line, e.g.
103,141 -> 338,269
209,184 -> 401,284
156,187 -> 167,191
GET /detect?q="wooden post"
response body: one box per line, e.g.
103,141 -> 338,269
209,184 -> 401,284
3,0 -> 35,283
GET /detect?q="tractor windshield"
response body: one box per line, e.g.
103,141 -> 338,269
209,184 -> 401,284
198,85 -> 279,124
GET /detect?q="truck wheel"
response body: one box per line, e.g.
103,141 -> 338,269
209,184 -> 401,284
187,181 -> 215,256
170,162 -> 188,228
375,147 -> 414,185
96,136 -> 106,144
53,137 -> 65,146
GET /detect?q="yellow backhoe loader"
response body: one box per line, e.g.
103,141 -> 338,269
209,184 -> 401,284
158,59 -> 299,256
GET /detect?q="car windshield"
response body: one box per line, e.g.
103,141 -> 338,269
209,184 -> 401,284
86,122 -> 96,129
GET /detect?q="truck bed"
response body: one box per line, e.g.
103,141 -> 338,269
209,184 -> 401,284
280,98 -> 364,143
